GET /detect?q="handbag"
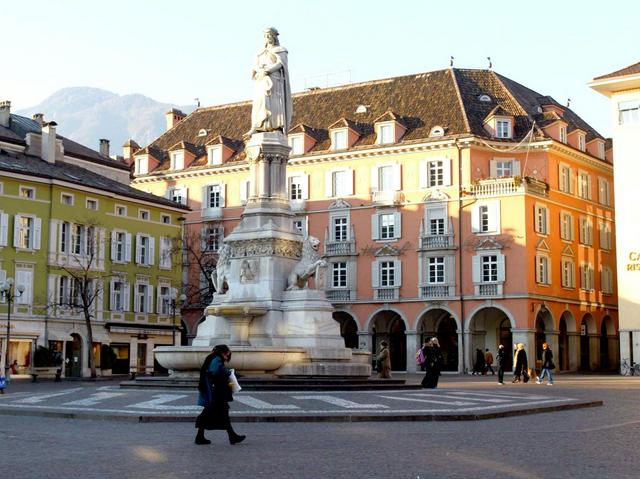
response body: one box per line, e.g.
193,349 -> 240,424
228,369 -> 242,394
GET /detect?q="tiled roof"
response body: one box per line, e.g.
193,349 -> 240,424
0,147 -> 189,210
594,61 -> 640,80
0,114 -> 130,171
140,68 -> 605,172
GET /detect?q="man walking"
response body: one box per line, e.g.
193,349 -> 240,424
536,343 -> 555,385
485,348 -> 495,375
496,345 -> 505,385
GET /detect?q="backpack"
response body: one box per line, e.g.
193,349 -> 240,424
416,348 -> 426,365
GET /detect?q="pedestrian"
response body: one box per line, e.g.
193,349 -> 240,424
496,344 -> 505,385
512,343 -> 529,383
377,341 -> 392,378
194,344 -> 246,445
416,339 -> 430,372
485,348 -> 495,375
472,348 -> 485,375
422,337 -> 443,388
536,343 -> 555,385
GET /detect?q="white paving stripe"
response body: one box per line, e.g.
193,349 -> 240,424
63,392 -> 126,406
292,395 -> 389,409
20,388 -> 84,404
378,395 -> 475,406
446,391 -> 550,400
127,394 -> 190,410
407,393 -> 511,403
233,395 -> 300,410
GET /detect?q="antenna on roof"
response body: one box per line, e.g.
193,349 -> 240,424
450,56 -> 454,67
566,98 -> 571,108
194,98 -> 201,108
487,57 -> 492,70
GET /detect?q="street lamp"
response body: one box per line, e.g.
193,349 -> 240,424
1,277 -> 25,383
170,288 -> 186,346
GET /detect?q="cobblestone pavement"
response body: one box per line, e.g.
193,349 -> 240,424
0,375 -> 638,479
0,374 -> 601,421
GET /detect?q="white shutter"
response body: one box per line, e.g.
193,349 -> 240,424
125,233 -> 132,262
489,159 -> 498,178
545,208 -> 550,235
371,214 -> 379,240
442,158 -> 452,186
147,285 -> 153,314
569,168 -> 575,194
0,212 -> 8,246
218,226 -> 225,244
371,261 -> 380,288
48,219 -> 57,254
395,260 -> 402,287
221,183 -> 226,207
345,169 -> 354,196
301,173 -> 309,200
419,160 -> 428,188
202,185 -> 209,208
135,234 -> 142,264
123,282 -> 130,312
240,179 -> 249,204
149,237 -> 155,266
15,269 -> 32,305
394,211 -> 402,239
471,206 -> 480,233
599,223 -> 605,248
0,270 -> 5,287
512,160 -> 521,177
325,171 -> 333,197
182,187 -> 189,205
489,201 -> 501,233
47,274 -> 57,305
110,231 -> 117,261
497,254 -> 506,282
156,286 -> 162,314
587,175 -> 592,200
535,256 -> 542,283
33,217 -> 42,250
370,166 -> 379,191
13,215 -> 21,247
201,225 -> 208,252
392,163 -> 401,190
472,256 -> 480,283
109,280 -> 115,311
98,228 -> 106,262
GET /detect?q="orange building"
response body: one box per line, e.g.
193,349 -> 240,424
130,68 -> 618,373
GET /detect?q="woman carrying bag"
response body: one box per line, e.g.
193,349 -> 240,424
195,344 -> 246,445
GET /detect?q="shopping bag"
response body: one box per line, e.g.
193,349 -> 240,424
0,376 -> 6,389
228,369 -> 242,394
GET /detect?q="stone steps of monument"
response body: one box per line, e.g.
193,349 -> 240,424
120,376 -> 422,391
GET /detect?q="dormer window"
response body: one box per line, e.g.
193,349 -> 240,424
332,129 -> 348,150
429,126 -> 445,137
135,156 -> 148,175
208,146 -> 222,165
170,152 -> 184,170
377,124 -> 394,145
479,94 -> 492,102
559,125 -> 567,143
578,133 -> 586,152
198,129 -> 208,137
355,105 -> 368,114
289,135 -> 304,155
597,141 -> 605,160
496,119 -> 512,139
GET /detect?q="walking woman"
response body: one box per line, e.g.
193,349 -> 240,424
195,345 -> 246,445
512,343 -> 529,383
496,344 -> 506,385
422,337 -> 443,388
377,341 -> 392,378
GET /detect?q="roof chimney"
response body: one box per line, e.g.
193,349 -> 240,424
99,138 -> 110,157
32,113 -> 45,126
122,138 -> 140,164
41,121 -> 58,164
165,108 -> 186,131
0,101 -> 11,128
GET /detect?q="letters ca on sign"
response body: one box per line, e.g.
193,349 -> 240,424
627,251 -> 640,271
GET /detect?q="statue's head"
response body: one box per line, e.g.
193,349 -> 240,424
264,27 -> 280,46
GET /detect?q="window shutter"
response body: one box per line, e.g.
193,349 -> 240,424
587,175 -> 592,200
123,282 -> 130,312
569,168 -> 575,194
392,163 -> 401,191
201,225 -> 208,252
98,228 -> 105,262
472,255 -> 480,283
534,207 -> 540,233
599,223 -> 605,248
471,206 -> 480,233
419,160 -> 428,188
395,260 -> 402,287
13,215 -> 21,247
371,214 -> 380,240
221,183 -> 226,207
218,226 -> 225,244
443,158 -> 452,186
345,169 -> 354,196
489,159 -> 498,178
512,160 -> 521,177
371,261 -> 380,288
0,212 -> 8,246
125,233 -> 132,262
202,185 -> 209,208
156,286 -> 162,314
240,179 -> 249,204
394,211 -> 402,239
109,280 -> 115,311
110,231 -> 117,261
33,217 -> 42,250
489,201 -> 501,233
545,208 -> 550,235
497,254 -> 506,282
182,187 -> 189,205
301,173 -> 309,199
370,166 -> 379,191
47,274 -> 56,305
135,234 -> 142,264
535,256 -> 542,283
325,171 -> 333,197
149,237 -> 156,265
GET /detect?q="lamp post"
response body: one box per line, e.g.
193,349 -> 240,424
170,288 -> 186,346
1,277 -> 25,382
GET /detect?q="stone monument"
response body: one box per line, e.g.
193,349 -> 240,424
155,28 -> 370,377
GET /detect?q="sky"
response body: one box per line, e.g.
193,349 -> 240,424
3,0 -> 640,137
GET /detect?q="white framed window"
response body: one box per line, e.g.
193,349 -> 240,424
482,255 -> 498,282
580,263 -> 595,291
577,171 -> 592,199
161,214 -> 171,225
331,129 -> 348,150
428,257 -> 446,284
240,179 -> 251,205
289,135 -> 304,155
598,178 -> 610,206
332,216 -> 349,242
472,252 -> 505,284
578,133 -> 586,152
619,100 -> 640,124
61,193 -> 74,205
115,205 -> 127,217
0,211 -> 9,247
15,268 -> 34,305
371,163 -> 401,192
19,186 -> 35,199
559,125 -> 567,143
535,254 -> 551,285
13,215 -> 41,250
428,160 -> 444,186
157,285 -> 172,315
378,165 -> 394,192
134,156 -> 148,175
159,236 -> 172,268
534,204 -> 550,235
380,213 -> 395,239
380,261 -> 396,287
134,282 -> 152,313
496,161 -> 513,177
135,234 -> 155,266
110,280 -> 130,312
288,176 -> 304,201
170,152 -> 184,170
139,209 -> 150,221
326,169 -> 353,198
560,212 -> 574,241
377,123 -> 394,145
496,119 -> 511,138
579,217 -> 593,246
86,198 -> 98,210
372,259 -> 402,289
203,224 -> 223,252
205,184 -> 223,208
471,201 -> 500,234
599,222 -> 612,251
207,146 -> 222,165
558,164 -> 573,194
111,230 -> 131,263
168,187 -> 187,205
561,259 -> 575,288
372,211 -> 402,240
332,262 -> 348,288
420,158 -> 451,188
601,266 -> 614,294
71,224 -> 94,256
293,218 -> 307,236
425,204 -> 447,236
597,142 -> 605,160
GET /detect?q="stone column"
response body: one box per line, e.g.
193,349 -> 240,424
633,331 -> 640,364
589,333 -> 601,370
463,330 -> 473,373
129,337 -> 138,374
405,330 -> 419,373
512,328 -> 535,369
568,333 -> 580,371
457,328 -> 464,373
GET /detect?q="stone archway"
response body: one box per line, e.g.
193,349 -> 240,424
333,311 -> 359,349
468,307 -> 513,372
580,314 -> 597,371
600,315 -> 618,371
535,307 -> 554,363
417,308 -> 459,372
370,310 -> 406,371
559,312 -> 572,371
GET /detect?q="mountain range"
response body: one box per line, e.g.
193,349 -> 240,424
17,87 -> 193,156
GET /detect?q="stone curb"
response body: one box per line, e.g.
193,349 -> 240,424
0,399 -> 602,423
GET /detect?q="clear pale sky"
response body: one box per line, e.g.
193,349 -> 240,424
4,0 -> 639,137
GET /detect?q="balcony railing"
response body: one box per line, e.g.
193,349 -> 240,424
419,285 -> 451,298
478,283 -> 499,296
371,190 -> 403,205
324,240 -> 356,256
290,199 -> 306,212
467,177 -> 549,198
326,289 -> 352,302
420,234 -> 454,250
374,287 -> 400,301
201,207 -> 223,220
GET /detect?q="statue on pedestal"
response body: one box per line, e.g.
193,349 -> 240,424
246,27 -> 292,137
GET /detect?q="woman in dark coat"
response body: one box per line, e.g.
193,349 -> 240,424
195,345 -> 246,445
472,348 -> 485,375
422,337 -> 443,388
512,343 -> 529,383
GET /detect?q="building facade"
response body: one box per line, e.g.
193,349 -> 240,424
130,68 -> 618,373
590,62 -> 640,369
0,102 -> 188,377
